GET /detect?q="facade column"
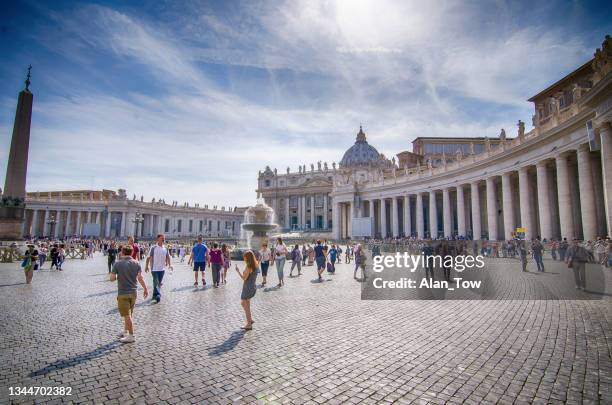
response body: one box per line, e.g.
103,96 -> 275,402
470,182 -> 481,239
536,161 -> 553,240
54,211 -> 60,238
456,186 -> 466,238
501,173 -> 515,240
555,155 -> 576,241
416,193 -> 424,239
429,191 -> 438,239
285,196 -> 290,230
486,177 -> 498,240
42,210 -> 49,236
310,195 -> 316,230
105,211 -> 112,238
65,209 -> 72,237
76,211 -> 82,236
577,144 -> 597,241
599,123 -> 612,236
391,197 -> 399,237
403,195 -> 411,237
518,166 -> 534,241
380,199 -> 387,238
300,195 -> 306,229
31,209 -> 39,237
346,202 -> 353,237
323,194 -> 328,229
333,200 -> 341,240
442,188 -> 452,238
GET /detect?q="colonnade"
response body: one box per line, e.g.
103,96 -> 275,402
271,194 -> 330,231
335,134 -> 612,241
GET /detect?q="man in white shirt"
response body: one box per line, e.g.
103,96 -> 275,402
145,234 -> 173,303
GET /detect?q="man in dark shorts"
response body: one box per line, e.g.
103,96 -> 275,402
107,241 -> 118,274
111,245 -> 148,343
188,236 -> 209,286
314,240 -> 327,281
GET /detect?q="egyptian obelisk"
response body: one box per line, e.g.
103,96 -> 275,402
0,66 -> 33,240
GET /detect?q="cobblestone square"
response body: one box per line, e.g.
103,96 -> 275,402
1,254 -> 611,404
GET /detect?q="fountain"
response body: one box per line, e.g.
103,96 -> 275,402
240,199 -> 278,252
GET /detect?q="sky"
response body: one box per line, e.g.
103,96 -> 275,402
0,0 -> 610,207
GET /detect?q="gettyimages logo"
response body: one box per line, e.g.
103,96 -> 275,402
360,241 -> 610,300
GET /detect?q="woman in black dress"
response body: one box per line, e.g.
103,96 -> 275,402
235,250 -> 259,330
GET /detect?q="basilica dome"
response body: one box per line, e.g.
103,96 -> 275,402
339,126 -> 387,168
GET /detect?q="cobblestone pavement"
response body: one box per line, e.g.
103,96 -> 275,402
0,254 -> 611,404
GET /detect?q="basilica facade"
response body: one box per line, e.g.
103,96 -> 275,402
258,36 -> 612,242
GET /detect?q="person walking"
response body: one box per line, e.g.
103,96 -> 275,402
314,240 -> 327,281
301,245 -> 308,266
518,239 -> 528,272
110,245 -> 148,343
107,241 -> 118,274
22,244 -> 39,284
559,238 -> 569,261
271,237 -> 288,287
289,244 -> 302,277
128,236 -> 140,262
328,244 -> 338,273
209,242 -> 225,288
353,243 -> 363,279
38,244 -> 47,269
235,250 -> 259,331
221,244 -> 231,284
566,239 -> 594,290
532,237 -> 545,272
188,236 -> 208,286
144,234 -> 173,303
49,244 -> 60,270
259,242 -> 271,287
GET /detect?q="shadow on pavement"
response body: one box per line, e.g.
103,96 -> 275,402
0,282 -> 27,287
29,341 -> 120,377
208,330 -> 246,357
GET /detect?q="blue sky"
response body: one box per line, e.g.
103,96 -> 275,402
0,0 -> 610,207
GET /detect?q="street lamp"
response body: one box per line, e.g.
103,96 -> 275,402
132,212 -> 144,238
46,214 -> 57,239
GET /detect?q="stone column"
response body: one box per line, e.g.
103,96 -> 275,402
53,211 -> 60,238
65,209 -> 72,237
470,182 -> 481,239
536,161 -> 552,240
576,144 -> 597,240
42,210 -> 50,237
416,193 -> 424,239
518,166 -> 534,240
391,197 -> 399,237
285,196 -> 290,229
75,211 -> 81,236
456,185 -> 466,238
346,201 -> 353,237
555,155 -> 576,241
105,211 -> 112,238
429,191 -> 438,239
119,212 -> 126,237
403,195 -> 411,237
380,199 -> 387,238
443,188 -> 452,238
501,172 -> 515,240
300,195 -> 306,229
486,177 -> 498,240
600,123 -> 612,236
332,201 -> 341,239
31,209 -> 39,237
323,194 -> 328,229
310,195 -> 316,230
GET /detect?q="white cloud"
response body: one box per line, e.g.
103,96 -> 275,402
2,0 -> 600,207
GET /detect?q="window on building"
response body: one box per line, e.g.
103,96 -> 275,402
189,220 -> 193,232
315,194 -> 324,208
164,219 -> 170,233
265,180 -> 271,187
177,220 -> 182,233
199,220 -> 203,232
290,196 -> 298,209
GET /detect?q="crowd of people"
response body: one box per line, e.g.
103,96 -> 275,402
14,232 -> 611,343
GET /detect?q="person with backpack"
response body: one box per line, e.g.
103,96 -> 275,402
328,244 -> 338,273
566,239 -> 595,290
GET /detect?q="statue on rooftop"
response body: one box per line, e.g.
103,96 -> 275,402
518,120 -> 525,141
324,162 -> 328,171
317,161 -> 322,171
311,163 -> 314,172
499,128 -> 506,140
